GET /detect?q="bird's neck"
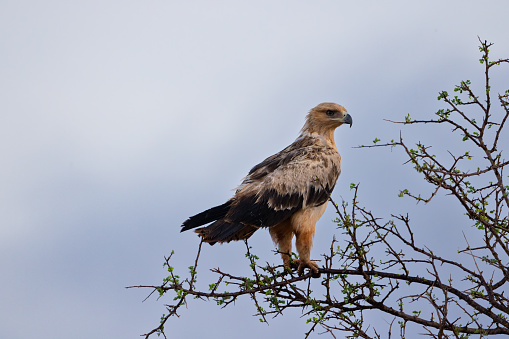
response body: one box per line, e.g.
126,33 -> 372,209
299,127 -> 337,150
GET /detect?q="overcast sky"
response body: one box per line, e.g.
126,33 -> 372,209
1,1 -> 509,338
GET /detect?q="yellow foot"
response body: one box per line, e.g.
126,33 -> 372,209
287,259 -> 321,278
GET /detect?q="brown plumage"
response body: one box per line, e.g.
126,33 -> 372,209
181,103 -> 352,276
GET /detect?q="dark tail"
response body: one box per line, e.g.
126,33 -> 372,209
196,220 -> 258,245
181,201 -> 232,232
181,200 -> 258,244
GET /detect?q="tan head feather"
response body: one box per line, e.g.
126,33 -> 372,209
301,103 -> 351,142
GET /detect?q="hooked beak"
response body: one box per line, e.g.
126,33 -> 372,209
343,113 -> 352,128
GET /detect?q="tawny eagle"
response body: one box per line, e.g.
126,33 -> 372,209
181,103 -> 352,276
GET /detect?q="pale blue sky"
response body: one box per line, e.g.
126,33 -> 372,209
1,1 -> 508,338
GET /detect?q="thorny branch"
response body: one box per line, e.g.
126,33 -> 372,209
130,39 -> 509,338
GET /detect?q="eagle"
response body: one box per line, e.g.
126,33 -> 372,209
181,103 -> 352,276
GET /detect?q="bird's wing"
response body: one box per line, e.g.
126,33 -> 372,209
225,138 -> 341,227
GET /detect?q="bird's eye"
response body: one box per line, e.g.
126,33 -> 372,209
326,110 -> 335,116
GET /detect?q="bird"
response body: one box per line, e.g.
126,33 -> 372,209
181,103 -> 352,276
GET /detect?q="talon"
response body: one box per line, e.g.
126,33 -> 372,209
283,258 -> 300,273
290,259 -> 301,270
297,260 -> 321,278
283,258 -> 321,278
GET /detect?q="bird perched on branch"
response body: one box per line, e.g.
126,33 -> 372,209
181,103 -> 352,276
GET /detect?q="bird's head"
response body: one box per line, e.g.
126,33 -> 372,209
302,103 -> 352,136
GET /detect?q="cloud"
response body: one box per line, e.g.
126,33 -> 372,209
1,1 -> 508,338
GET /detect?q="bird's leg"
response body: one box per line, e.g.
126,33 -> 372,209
268,222 -> 294,271
295,228 -> 320,278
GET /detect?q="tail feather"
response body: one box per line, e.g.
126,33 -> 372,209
196,220 -> 258,245
181,201 -> 232,232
